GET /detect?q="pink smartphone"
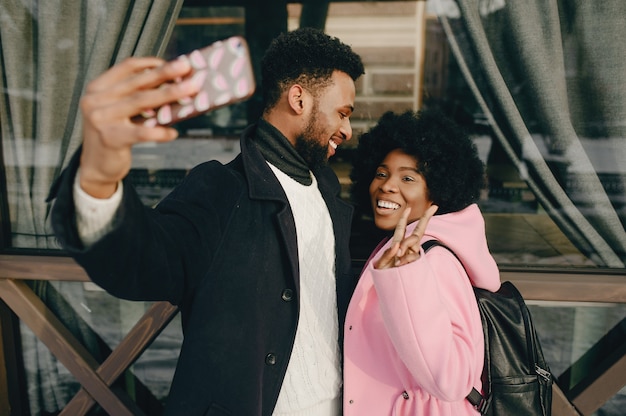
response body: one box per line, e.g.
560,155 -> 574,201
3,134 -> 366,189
135,36 -> 256,126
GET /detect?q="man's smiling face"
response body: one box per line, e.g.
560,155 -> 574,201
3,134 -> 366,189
294,70 -> 355,169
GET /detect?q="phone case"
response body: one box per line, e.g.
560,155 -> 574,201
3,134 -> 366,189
136,36 -> 256,127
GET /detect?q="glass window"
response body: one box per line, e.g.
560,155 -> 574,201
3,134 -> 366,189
1,1 -> 624,414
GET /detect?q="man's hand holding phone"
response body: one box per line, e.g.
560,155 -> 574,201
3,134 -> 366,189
78,37 -> 255,199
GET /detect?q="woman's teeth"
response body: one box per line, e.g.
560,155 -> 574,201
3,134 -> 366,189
377,200 -> 400,210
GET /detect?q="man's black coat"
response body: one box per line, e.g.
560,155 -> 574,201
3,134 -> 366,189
49,123 -> 356,415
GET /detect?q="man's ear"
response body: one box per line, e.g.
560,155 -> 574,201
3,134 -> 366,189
287,84 -> 305,114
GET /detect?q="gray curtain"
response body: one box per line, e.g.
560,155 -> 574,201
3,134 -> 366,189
0,0 -> 183,249
0,1 -> 183,413
435,0 -> 626,267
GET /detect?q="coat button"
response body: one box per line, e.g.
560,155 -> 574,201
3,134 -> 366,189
265,353 -> 277,365
281,289 -> 293,301
402,391 -> 409,400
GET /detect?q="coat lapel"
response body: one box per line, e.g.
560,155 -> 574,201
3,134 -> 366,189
240,125 -> 300,292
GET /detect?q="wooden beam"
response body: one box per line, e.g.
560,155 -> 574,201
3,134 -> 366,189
60,301 -> 178,415
0,279 -> 137,415
176,17 -> 244,26
558,318 -> 626,415
552,383 -> 582,415
0,255 -> 88,281
355,258 -> 626,303
500,269 -> 626,303
572,352 -> 626,415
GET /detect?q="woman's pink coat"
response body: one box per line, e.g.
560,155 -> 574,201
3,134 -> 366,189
343,204 -> 501,415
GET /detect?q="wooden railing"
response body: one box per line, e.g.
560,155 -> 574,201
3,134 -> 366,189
1,255 -> 625,415
0,254 -> 179,415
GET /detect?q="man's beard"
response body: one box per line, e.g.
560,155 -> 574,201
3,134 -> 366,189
294,109 -> 329,170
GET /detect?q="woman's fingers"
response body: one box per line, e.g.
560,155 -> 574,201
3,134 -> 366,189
391,207 -> 411,243
374,205 -> 439,270
393,250 -> 421,267
394,204 -> 439,263
373,242 -> 401,269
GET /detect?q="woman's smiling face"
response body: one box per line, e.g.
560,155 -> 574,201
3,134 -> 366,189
369,148 -> 433,231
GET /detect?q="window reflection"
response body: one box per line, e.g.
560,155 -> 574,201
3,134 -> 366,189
1,1 -> 624,415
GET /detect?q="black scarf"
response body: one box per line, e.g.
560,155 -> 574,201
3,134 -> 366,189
253,118 -> 312,186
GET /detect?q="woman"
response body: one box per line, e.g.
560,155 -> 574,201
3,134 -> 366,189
343,110 -> 501,415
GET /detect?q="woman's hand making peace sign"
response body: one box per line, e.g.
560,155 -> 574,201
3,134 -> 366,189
373,204 -> 439,269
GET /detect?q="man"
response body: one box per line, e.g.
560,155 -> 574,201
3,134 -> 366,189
48,28 -> 364,415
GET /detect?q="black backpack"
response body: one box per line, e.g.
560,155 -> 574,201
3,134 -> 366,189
422,240 -> 553,415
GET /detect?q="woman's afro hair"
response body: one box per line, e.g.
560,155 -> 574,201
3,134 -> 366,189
261,27 -> 364,108
350,109 -> 486,215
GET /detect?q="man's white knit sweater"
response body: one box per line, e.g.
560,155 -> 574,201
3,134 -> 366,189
268,163 -> 341,416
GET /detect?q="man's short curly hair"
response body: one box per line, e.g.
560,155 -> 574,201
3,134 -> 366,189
261,27 -> 364,109
350,109 -> 486,216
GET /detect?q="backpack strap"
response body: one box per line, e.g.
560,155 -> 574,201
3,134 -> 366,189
421,239 -> 489,414
467,388 -> 489,414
